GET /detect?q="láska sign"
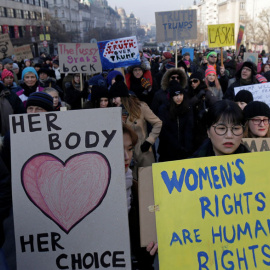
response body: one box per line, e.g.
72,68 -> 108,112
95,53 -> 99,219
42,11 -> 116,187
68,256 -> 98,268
208,24 -> 235,48
10,108 -> 131,270
58,43 -> 102,74
153,152 -> 270,269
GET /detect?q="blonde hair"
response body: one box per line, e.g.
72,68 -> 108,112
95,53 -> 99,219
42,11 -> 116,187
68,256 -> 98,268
243,122 -> 270,138
121,96 -> 141,122
204,73 -> 222,91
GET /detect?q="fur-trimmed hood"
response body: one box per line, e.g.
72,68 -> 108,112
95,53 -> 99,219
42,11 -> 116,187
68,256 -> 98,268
161,68 -> 187,90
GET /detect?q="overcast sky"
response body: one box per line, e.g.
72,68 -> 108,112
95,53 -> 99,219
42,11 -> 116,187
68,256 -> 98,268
108,0 -> 195,24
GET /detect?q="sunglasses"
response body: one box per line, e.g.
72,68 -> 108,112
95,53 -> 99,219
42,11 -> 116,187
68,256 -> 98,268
170,76 -> 180,80
190,79 -> 199,84
209,55 -> 217,58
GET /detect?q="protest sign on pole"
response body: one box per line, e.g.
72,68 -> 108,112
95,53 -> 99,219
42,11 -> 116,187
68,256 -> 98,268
10,108 -> 131,270
0,33 -> 14,59
155,9 -> 197,43
242,138 -> 270,152
14,45 -> 33,62
235,25 -> 245,57
58,43 -> 102,74
152,152 -> 270,269
234,82 -> 270,107
97,36 -> 140,69
244,52 -> 258,65
208,24 -> 235,48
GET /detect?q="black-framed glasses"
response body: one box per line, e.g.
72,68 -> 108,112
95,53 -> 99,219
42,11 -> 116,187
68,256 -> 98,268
249,118 -> 270,125
212,124 -> 244,136
170,76 -> 180,80
190,79 -> 199,84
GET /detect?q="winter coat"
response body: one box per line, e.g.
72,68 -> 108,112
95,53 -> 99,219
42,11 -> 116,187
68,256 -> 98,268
151,68 -> 187,115
158,103 -> 194,162
126,102 -> 162,176
38,77 -> 63,96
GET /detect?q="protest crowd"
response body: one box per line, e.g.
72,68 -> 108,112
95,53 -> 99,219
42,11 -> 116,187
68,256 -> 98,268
1,40 -> 270,270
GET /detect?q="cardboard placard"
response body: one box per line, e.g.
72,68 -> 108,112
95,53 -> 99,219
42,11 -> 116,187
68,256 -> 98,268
10,108 -> 131,270
138,167 -> 157,247
244,52 -> 258,66
152,152 -> 270,269
14,45 -> 33,62
234,82 -> 270,107
208,24 -> 235,48
155,9 -> 197,43
0,33 -> 14,59
182,48 -> 194,61
242,138 -> 270,152
97,36 -> 140,69
58,43 -> 102,74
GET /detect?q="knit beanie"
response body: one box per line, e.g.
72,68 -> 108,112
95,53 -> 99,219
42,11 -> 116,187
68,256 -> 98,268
234,90 -> 253,104
165,61 -> 175,69
26,92 -> 54,112
22,67 -> 39,80
109,75 -> 129,98
241,61 -> 257,76
38,68 -> 50,76
243,101 -> 270,120
168,80 -> 185,97
24,59 -> 30,63
205,65 -> 216,77
177,60 -> 187,73
163,52 -> 172,59
91,85 -> 109,100
206,51 -> 217,60
88,74 -> 106,87
107,70 -> 124,86
12,63 -> 19,69
255,74 -> 267,84
1,69 -> 14,80
189,71 -> 203,82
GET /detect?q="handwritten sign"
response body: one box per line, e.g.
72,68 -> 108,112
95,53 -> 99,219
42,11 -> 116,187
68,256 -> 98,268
58,43 -> 102,74
234,82 -> 270,107
10,108 -> 131,270
97,36 -> 140,69
155,9 -> 197,42
208,24 -> 235,48
153,152 -> 270,269
0,33 -> 14,59
244,52 -> 258,66
242,138 -> 270,152
14,45 -> 33,62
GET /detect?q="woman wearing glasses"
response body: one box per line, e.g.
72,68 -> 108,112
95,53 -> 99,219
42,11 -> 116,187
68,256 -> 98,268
243,101 -> 270,138
192,100 -> 249,157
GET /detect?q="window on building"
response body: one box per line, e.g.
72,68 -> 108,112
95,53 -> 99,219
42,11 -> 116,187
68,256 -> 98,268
36,12 -> 41,20
240,15 -> 245,21
62,10 -> 65,17
29,0 -> 34,4
54,0 -> 57,4
34,0 -> 40,6
240,2 -> 245,9
15,9 -> 22,18
21,0 -> 28,3
7,8 -> 15,18
23,10 -> 29,19
30,11 -> 35,19
0,7 -> 6,17
55,9 -> 58,17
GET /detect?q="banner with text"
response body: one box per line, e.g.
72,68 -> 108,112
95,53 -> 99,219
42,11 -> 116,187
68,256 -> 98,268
208,23 -> 235,48
97,36 -> 140,69
10,108 -> 131,270
155,9 -> 197,43
234,82 -> 270,107
58,43 -> 102,74
153,152 -> 270,269
244,52 -> 258,66
0,33 -> 14,59
14,45 -> 33,62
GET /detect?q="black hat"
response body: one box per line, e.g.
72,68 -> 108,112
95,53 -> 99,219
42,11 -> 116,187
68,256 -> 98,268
177,60 -> 187,73
38,68 -> 50,76
243,101 -> 270,120
91,85 -> 109,100
240,61 -> 257,76
183,52 -> 190,56
189,71 -> 203,82
109,75 -> 129,98
168,80 -> 185,98
264,70 -> 270,82
26,92 -> 54,112
34,63 -> 42,68
53,60 -> 59,66
234,90 -> 253,104
2,58 -> 13,66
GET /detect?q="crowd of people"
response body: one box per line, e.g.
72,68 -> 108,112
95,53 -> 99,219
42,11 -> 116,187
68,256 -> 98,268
1,46 -> 270,269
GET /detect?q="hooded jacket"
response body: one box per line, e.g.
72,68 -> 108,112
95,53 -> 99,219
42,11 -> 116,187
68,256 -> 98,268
151,68 -> 187,115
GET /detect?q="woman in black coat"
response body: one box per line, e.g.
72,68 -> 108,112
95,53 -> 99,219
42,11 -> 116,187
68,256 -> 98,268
158,80 -> 194,162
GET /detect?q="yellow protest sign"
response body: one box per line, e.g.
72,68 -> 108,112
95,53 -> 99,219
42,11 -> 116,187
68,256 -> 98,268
153,152 -> 270,269
208,23 -> 235,48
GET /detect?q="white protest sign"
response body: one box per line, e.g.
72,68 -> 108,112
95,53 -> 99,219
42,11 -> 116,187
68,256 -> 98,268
58,43 -> 102,74
234,82 -> 270,107
10,108 -> 131,270
0,33 -> 14,59
155,9 -> 197,43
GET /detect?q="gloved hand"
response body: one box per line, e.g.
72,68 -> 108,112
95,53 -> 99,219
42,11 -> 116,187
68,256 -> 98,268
140,141 -> 152,152
141,78 -> 151,89
196,90 -> 206,99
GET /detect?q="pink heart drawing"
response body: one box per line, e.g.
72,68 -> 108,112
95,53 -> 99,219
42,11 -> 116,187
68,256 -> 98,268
21,152 -> 111,233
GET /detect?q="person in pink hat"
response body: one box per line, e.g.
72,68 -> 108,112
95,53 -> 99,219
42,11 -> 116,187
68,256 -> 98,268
205,66 -> 223,100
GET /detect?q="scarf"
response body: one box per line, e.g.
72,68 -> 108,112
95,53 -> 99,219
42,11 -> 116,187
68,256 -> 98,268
125,168 -> 133,213
21,82 -> 39,97
240,78 -> 252,86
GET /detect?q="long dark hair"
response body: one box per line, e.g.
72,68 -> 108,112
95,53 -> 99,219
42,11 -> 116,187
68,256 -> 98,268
206,100 -> 245,129
169,92 -> 190,119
